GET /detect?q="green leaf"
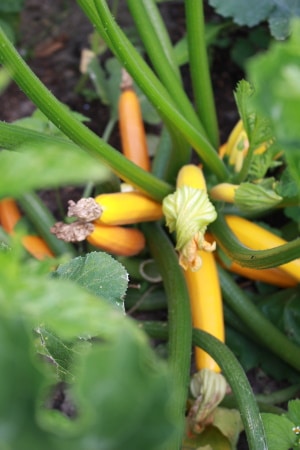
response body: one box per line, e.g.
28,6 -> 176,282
213,407 -> 243,448
247,20 -> 300,147
0,316 -> 64,450
0,140 -> 111,198
36,327 -> 79,380
0,17 -> 15,42
208,0 -> 274,28
247,19 -> 300,187
269,0 -> 300,40
0,243 -> 128,341
0,0 -> 25,13
105,57 -> 161,125
277,167 -> 300,199
262,413 -> 296,450
86,55 -> 110,106
53,252 -> 128,313
225,325 -> 300,382
234,80 -> 274,149
72,330 -> 176,450
234,180 -> 282,213
287,399 -> 300,425
209,0 -> 300,39
183,425 -> 232,450
283,293 -> 300,345
14,108 -> 90,137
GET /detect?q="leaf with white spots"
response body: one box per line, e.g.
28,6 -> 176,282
53,252 -> 128,313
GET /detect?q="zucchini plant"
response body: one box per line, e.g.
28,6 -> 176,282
0,1 -> 300,449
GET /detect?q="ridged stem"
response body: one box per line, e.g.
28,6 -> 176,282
139,320 -> 268,450
219,265 -> 300,372
87,0 -> 229,180
0,27 -> 172,201
142,223 -> 192,450
185,0 -> 219,148
210,212 -> 300,268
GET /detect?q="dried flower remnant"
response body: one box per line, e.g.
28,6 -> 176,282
67,198 -> 102,222
51,221 -> 94,242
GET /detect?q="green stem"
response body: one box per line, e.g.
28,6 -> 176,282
87,0 -> 229,180
127,0 -> 181,83
139,320 -> 169,340
142,223 -> 192,450
83,116 -> 116,198
192,329 -> 268,450
210,213 -> 300,268
0,27 -> 172,202
232,145 -> 255,184
185,0 -> 219,148
221,394 -> 285,415
125,290 -> 167,312
218,265 -> 300,372
140,320 -> 267,450
255,383 -> 300,406
18,192 -> 75,257
127,0 -> 208,140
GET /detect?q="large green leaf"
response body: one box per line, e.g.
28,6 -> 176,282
209,0 -> 273,27
0,316 -> 65,450
287,399 -> 300,425
0,140 -> 111,198
0,0 -> 25,13
247,19 -> 300,188
209,0 -> 300,39
0,242 -> 128,341
72,330 -> 176,450
53,252 -> 128,313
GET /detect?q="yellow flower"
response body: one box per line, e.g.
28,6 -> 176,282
162,185 -> 217,271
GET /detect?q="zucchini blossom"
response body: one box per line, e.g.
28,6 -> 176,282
162,186 -> 217,271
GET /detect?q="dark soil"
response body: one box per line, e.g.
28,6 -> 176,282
0,2 -> 281,449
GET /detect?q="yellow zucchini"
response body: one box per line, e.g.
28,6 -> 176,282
87,223 -> 145,256
176,164 -> 224,371
94,191 -> 163,226
225,215 -> 300,282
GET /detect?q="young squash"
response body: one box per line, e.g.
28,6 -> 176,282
176,164 -> 224,372
87,223 -> 145,256
225,215 -> 300,282
118,69 -> 151,171
94,191 -> 163,226
0,197 -> 54,260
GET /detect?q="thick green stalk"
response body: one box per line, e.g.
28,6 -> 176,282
127,0 -> 181,83
18,192 -> 75,257
0,27 -> 172,202
140,320 -> 267,450
142,223 -> 192,450
192,329 -> 268,450
88,0 -> 229,180
127,0 -> 208,139
185,0 -> 219,148
219,266 -> 300,372
210,212 -> 300,268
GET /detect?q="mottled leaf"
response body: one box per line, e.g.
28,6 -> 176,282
53,252 -> 128,312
